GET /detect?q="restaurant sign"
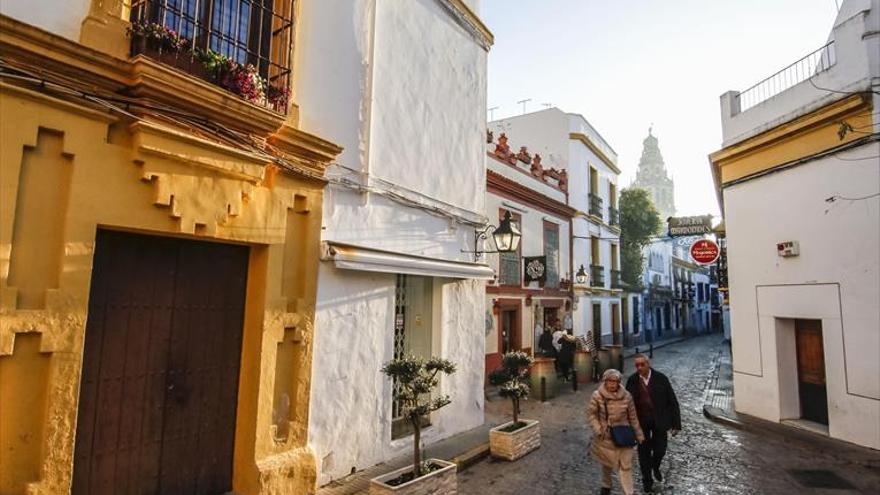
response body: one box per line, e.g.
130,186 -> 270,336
668,215 -> 712,237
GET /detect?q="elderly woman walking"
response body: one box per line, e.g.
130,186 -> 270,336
587,369 -> 645,495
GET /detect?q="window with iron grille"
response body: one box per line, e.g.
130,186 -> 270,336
129,0 -> 294,112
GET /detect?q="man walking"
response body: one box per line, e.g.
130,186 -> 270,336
625,354 -> 681,493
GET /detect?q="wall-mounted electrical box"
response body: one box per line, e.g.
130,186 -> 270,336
777,241 -> 800,257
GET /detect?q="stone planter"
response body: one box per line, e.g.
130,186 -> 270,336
489,419 -> 541,461
369,458 -> 457,495
529,357 -> 558,400
574,350 -> 593,384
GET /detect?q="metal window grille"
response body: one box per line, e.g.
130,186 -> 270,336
391,274 -> 407,422
130,0 -> 294,93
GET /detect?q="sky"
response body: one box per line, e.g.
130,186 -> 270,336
480,0 -> 841,217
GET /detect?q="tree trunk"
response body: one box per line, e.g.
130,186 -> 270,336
512,397 -> 519,424
412,419 -> 422,478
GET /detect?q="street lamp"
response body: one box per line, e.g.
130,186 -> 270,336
466,211 -> 522,260
575,264 -> 588,285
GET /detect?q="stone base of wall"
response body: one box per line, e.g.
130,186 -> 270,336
369,458 -> 457,495
489,419 -> 541,461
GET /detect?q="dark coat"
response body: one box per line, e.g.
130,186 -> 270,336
625,369 -> 682,432
538,332 -> 557,358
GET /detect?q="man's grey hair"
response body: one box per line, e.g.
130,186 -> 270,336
602,369 -> 622,382
633,353 -> 651,363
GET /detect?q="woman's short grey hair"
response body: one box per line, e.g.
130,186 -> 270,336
602,369 -> 622,382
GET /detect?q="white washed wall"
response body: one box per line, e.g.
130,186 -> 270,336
726,149 -> 880,449
298,0 -> 490,484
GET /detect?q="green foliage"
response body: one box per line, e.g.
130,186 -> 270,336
490,351 -> 533,423
619,188 -> 663,288
381,355 -> 456,478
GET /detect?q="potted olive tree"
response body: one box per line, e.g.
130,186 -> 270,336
488,351 -> 541,461
370,356 -> 457,495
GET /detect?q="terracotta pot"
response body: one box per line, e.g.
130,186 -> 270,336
597,348 -> 612,376
489,419 -> 541,461
606,344 -> 623,372
529,357 -> 558,400
574,350 -> 593,383
369,458 -> 457,495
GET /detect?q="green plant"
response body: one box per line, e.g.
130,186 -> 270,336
619,187 -> 662,288
488,351 -> 533,426
381,355 -> 456,479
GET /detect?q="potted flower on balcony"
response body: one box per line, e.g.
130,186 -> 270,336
370,356 -> 457,495
488,351 -> 541,461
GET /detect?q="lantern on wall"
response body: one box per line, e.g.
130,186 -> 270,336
464,211 -> 522,261
575,265 -> 588,285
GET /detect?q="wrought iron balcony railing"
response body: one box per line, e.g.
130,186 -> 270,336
738,41 -> 836,112
589,193 -> 604,218
610,269 -> 622,289
608,206 -> 619,226
590,264 -> 605,287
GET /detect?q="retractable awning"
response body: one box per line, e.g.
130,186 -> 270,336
321,241 -> 495,280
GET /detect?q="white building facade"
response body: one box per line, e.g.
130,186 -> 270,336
489,109 -> 624,348
710,0 -> 879,449
299,0 -> 495,484
483,132 -> 574,372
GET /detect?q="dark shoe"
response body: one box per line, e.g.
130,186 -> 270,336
642,484 -> 655,494
600,488 -> 611,495
653,467 -> 663,482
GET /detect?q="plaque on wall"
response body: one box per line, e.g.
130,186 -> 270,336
523,256 -> 547,284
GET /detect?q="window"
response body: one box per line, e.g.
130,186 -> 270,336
543,221 -> 559,289
391,275 -> 434,439
498,210 -> 521,286
130,0 -> 294,101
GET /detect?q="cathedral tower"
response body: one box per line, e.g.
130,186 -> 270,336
632,127 -> 675,220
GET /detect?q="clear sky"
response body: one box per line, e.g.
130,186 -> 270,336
480,0 -> 840,217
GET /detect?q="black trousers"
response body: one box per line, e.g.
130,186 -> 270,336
637,418 -> 668,487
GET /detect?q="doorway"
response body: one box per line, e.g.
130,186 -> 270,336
500,307 -> 520,353
611,303 -> 621,345
72,230 -> 249,495
592,303 -> 602,347
795,319 -> 828,425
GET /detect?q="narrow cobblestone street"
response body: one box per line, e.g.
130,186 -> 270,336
460,335 -> 880,494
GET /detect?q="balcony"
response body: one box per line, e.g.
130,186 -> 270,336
737,41 -> 835,112
608,206 -> 619,226
590,265 -> 605,287
589,193 -> 604,218
128,1 -> 294,114
610,269 -> 622,289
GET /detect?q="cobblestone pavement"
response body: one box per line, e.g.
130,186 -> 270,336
459,334 -> 880,495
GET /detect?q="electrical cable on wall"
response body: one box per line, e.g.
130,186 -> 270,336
0,57 -> 489,229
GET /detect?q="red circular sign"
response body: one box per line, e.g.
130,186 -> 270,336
690,239 -> 720,265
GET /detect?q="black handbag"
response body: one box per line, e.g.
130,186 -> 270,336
604,400 -> 638,447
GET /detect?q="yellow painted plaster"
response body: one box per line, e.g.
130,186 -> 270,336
709,94 -> 874,190
0,38 -> 338,495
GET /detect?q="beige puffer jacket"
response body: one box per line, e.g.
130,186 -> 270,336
587,384 -> 645,469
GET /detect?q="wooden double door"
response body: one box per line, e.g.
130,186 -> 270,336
73,230 -> 249,494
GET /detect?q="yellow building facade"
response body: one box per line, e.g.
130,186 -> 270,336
0,1 -> 342,493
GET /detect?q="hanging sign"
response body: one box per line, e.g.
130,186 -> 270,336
690,239 -> 720,265
523,256 -> 547,283
668,215 -> 712,237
